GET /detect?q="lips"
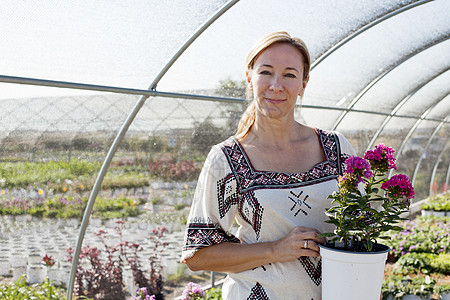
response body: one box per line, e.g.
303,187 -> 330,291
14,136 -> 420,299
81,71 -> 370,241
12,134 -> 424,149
265,98 -> 286,103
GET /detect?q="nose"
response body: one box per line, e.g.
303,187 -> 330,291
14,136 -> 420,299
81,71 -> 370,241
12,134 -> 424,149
270,75 -> 283,92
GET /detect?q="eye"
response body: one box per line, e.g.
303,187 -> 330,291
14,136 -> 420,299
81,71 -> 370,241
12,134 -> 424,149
285,73 -> 297,78
259,70 -> 271,75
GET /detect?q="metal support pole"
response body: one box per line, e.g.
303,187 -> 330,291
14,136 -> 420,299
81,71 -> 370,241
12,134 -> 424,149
429,141 -> 449,195
412,116 -> 448,186
211,271 -> 216,288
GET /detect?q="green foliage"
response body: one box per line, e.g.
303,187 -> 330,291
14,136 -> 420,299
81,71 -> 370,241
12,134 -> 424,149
174,204 -> 187,211
103,172 -> 149,189
323,173 -> 409,251
392,252 -> 450,275
0,159 -> 100,189
382,275 -> 436,299
91,197 -> 144,220
321,145 -> 415,252
0,194 -> 144,220
383,215 -> 449,299
205,287 -> 222,300
384,216 -> 449,260
0,276 -> 67,300
148,136 -> 167,153
430,252 -> 450,274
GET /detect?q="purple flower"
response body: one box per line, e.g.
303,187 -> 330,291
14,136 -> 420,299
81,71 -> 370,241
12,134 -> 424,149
131,287 -> 156,300
381,174 -> 415,206
182,282 -> 205,300
363,143 -> 397,171
340,156 -> 373,189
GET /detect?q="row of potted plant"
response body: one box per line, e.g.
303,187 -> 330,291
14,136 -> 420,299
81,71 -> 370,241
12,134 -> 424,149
0,157 -> 201,192
0,194 -> 144,220
382,216 -> 449,299
421,193 -> 450,217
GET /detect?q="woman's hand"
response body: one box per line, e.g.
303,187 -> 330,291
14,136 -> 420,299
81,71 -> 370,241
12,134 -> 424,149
184,226 -> 326,273
271,226 -> 326,262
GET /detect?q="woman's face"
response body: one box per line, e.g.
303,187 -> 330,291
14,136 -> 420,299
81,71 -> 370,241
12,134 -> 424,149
247,43 -> 308,120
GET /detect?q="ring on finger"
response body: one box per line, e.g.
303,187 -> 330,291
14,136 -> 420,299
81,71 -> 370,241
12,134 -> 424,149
304,240 -> 308,249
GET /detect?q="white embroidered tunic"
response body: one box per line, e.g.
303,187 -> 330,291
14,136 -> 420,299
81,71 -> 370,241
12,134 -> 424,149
182,129 -> 356,300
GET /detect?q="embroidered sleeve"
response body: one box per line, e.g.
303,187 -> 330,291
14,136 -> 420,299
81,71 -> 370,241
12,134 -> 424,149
181,144 -> 240,261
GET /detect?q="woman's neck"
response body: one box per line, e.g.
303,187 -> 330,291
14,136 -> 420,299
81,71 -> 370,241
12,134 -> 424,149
245,116 -> 308,150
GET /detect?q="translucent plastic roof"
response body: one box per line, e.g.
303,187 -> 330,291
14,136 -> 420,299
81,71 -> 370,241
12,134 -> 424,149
1,0 -> 449,197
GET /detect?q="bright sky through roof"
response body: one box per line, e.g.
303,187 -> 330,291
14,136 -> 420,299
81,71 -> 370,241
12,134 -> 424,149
1,0 -> 449,105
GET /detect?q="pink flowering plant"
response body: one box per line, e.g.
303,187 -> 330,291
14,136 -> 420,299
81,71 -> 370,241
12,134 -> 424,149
131,287 -> 156,300
182,282 -> 206,300
322,144 -> 415,252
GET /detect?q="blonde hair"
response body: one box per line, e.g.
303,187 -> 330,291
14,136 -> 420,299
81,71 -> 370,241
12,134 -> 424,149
235,31 -> 311,140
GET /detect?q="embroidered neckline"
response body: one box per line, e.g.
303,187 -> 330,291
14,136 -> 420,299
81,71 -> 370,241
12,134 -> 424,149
231,128 -> 329,175
221,128 -> 341,192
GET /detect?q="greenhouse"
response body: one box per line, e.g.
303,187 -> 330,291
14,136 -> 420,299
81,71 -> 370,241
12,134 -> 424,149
0,0 -> 449,299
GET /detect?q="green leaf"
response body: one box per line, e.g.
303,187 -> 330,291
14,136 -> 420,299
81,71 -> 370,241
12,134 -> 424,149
318,232 -> 335,237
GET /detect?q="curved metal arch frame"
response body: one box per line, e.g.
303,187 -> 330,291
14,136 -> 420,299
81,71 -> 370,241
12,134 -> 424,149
412,114 -> 449,186
310,0 -> 434,70
366,67 -> 450,152
64,1 -> 240,299
446,163 -> 450,191
389,93 -> 450,180
331,35 -> 450,131
429,139 -> 449,195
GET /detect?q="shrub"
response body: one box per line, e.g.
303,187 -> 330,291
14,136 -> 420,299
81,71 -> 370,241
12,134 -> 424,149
67,220 -> 167,300
149,159 -> 200,181
191,118 -> 227,156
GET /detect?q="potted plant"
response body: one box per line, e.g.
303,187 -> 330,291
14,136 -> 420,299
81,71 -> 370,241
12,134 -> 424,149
421,194 -> 449,217
319,144 -> 415,300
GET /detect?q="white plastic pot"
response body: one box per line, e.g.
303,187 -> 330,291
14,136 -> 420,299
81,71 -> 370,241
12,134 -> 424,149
402,295 -> 431,300
27,265 -> 46,284
319,243 -> 390,300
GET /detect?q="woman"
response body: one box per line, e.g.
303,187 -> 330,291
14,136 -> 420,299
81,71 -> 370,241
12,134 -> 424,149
181,31 -> 356,299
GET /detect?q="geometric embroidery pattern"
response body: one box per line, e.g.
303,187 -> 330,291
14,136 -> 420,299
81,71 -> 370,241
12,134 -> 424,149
221,129 -> 342,193
298,256 -> 322,286
239,190 -> 264,240
183,220 -> 240,252
288,190 -> 312,217
247,282 -> 269,300
217,173 -> 239,219
339,153 -> 350,176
